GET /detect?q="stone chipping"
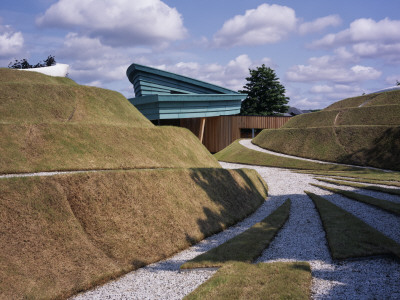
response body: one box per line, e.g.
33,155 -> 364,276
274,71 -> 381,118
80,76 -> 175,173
72,160 -> 400,299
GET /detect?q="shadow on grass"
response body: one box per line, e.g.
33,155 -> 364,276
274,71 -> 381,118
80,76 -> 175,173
338,127 -> 400,171
188,168 -> 268,243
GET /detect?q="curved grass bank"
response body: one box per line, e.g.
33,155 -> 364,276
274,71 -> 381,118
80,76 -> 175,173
252,89 -> 400,171
253,126 -> 400,170
0,168 -> 267,299
214,140 -> 360,171
0,125 -> 220,173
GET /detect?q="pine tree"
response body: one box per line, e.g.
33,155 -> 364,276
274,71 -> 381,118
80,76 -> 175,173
240,64 -> 289,116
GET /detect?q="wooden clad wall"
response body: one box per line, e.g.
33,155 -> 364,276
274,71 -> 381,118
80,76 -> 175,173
180,115 -> 291,153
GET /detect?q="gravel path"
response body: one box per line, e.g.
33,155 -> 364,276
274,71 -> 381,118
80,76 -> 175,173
71,162 -> 400,300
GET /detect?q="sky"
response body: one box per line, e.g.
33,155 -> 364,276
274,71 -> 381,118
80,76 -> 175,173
1,0 -> 400,109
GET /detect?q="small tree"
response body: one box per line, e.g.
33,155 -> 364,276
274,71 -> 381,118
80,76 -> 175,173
240,64 -> 289,116
8,55 -> 56,69
396,80 -> 400,86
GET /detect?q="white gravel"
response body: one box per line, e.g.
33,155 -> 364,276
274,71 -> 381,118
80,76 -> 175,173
71,161 -> 400,300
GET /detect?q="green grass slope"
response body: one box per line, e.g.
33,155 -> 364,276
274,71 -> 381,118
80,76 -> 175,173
0,168 -> 268,300
0,68 -> 219,171
0,70 -> 271,299
253,90 -> 400,170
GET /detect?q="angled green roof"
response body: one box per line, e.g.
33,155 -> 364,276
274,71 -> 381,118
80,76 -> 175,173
126,63 -> 245,120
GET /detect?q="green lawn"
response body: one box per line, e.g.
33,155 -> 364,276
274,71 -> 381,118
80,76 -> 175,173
306,191 -> 400,259
181,199 -> 290,269
184,262 -> 311,300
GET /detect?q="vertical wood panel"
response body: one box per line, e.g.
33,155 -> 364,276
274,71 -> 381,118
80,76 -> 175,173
179,115 -> 291,153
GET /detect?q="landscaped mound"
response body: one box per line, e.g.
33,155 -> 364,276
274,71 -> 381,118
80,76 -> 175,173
253,90 -> 400,170
0,68 -> 219,172
0,168 -> 267,299
0,69 -> 269,299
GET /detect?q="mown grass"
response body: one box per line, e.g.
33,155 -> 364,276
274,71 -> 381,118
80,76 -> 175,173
324,90 -> 400,110
215,140 -> 361,171
184,262 -> 311,300
311,183 -> 400,216
0,125 -> 220,173
297,169 -> 400,183
251,88 -> 400,171
0,168 -> 268,300
306,191 -> 400,260
252,126 -> 400,171
181,199 -> 290,269
0,69 -> 152,127
316,178 -> 400,196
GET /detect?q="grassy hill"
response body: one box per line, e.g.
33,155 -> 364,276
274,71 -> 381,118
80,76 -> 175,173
0,69 -> 268,299
253,90 -> 400,170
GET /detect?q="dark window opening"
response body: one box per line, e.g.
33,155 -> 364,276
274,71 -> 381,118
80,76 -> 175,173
240,128 -> 263,138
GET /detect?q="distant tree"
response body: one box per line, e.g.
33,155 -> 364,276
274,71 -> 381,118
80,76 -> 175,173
240,64 -> 289,116
396,80 -> 400,86
8,55 -> 56,69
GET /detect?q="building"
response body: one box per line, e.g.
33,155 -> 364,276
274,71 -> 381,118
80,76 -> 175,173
127,63 -> 291,152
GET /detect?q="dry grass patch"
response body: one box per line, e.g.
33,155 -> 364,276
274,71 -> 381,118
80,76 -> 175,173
0,168 -> 267,299
306,191 -> 400,260
184,262 -> 311,300
311,183 -> 400,216
181,199 -> 290,269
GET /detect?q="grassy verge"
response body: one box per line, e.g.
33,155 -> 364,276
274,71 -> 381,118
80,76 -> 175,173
181,199 -> 290,269
184,262 -> 311,300
214,140 -> 361,171
311,183 -> 400,216
0,168 -> 267,300
316,178 -> 400,196
305,191 -> 400,259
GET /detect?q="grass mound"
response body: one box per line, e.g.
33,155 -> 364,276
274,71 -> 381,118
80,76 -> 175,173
181,199 -> 290,269
253,89 -> 400,170
0,125 -> 220,173
0,69 -> 220,171
184,262 -> 311,300
306,191 -> 400,260
0,168 -> 268,299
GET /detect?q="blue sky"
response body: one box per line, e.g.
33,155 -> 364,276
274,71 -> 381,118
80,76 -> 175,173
1,0 -> 400,109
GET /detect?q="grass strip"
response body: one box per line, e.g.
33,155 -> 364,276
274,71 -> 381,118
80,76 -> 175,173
184,261 -> 311,300
181,199 -> 291,269
296,169 -> 400,184
311,183 -> 400,216
305,191 -> 400,259
316,178 -> 400,196
214,140 -> 361,171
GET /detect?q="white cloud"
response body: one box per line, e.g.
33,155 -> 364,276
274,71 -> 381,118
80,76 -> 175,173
286,54 -> 382,83
299,15 -> 342,35
385,75 -> 400,86
0,24 -> 24,58
36,0 -> 187,47
292,98 -> 321,109
311,17 -> 400,47
155,54 -> 276,91
213,3 -> 297,47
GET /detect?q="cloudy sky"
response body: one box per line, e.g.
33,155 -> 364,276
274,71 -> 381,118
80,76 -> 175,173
1,0 -> 399,109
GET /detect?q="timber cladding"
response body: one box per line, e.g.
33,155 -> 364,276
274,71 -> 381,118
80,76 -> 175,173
181,115 -> 291,153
